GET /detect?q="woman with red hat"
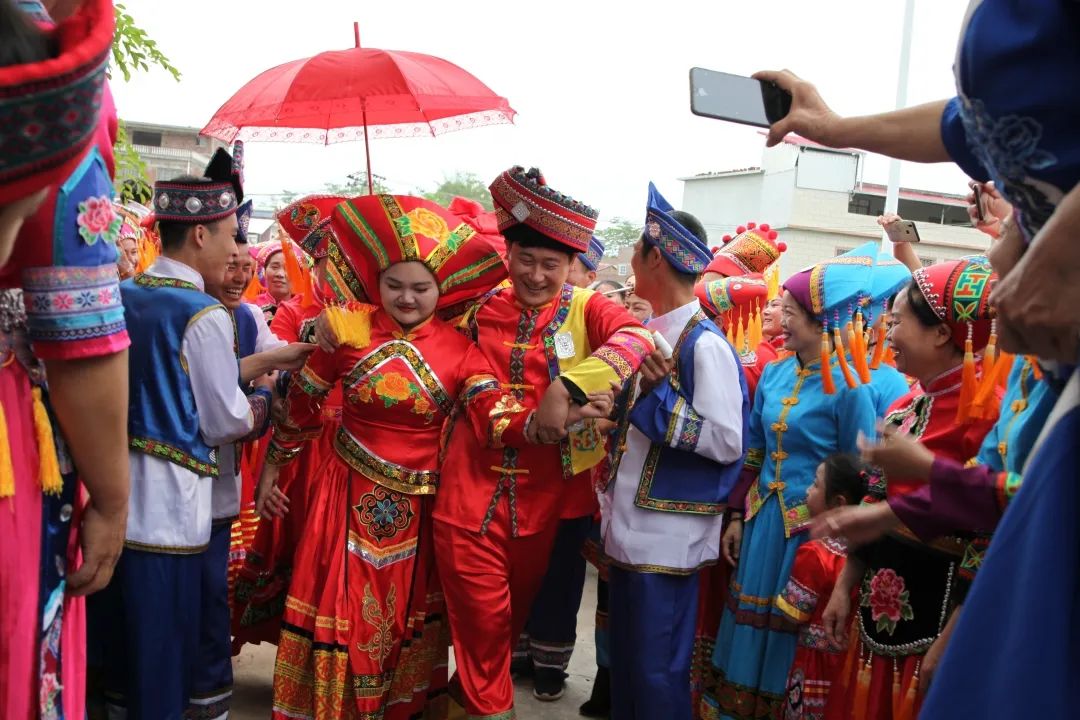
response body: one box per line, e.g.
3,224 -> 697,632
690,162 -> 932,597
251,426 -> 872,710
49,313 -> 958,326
232,194 -> 357,649
818,258 -> 1001,720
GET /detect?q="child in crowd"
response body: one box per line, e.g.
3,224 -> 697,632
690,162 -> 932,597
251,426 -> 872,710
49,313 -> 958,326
778,453 -> 870,720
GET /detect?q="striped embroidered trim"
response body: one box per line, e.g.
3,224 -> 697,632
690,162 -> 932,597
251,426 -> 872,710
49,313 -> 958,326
129,436 -> 217,477
333,425 -> 437,495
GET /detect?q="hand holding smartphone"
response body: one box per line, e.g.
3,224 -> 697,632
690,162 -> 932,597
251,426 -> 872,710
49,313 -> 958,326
689,68 -> 792,129
884,219 -> 921,244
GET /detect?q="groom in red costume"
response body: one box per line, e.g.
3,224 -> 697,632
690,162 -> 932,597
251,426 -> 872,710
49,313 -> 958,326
433,166 -> 655,719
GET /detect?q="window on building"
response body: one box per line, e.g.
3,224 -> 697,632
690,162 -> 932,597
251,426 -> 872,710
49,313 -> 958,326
848,192 -> 886,217
131,130 -> 163,147
616,263 -> 630,276
835,246 -> 853,256
919,256 -> 936,266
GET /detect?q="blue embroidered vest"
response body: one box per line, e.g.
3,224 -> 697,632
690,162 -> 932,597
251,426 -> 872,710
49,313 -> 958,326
626,311 -> 749,515
122,274 -> 224,476
234,303 -> 258,359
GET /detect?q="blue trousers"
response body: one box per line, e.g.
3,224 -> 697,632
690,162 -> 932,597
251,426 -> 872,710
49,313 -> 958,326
91,547 -> 202,719
524,514 -> 593,670
191,522 -> 233,717
609,566 -> 699,720
89,525 -> 232,720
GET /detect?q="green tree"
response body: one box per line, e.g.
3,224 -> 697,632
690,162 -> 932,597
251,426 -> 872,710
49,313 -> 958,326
323,171 -> 390,196
419,172 -> 493,210
596,217 -> 642,251
110,4 -> 182,191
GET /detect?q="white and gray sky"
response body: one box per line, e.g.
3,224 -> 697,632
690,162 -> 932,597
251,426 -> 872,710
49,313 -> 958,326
111,0 -> 974,224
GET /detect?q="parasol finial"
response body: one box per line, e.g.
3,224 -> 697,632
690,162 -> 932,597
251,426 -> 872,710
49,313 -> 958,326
353,22 -> 360,49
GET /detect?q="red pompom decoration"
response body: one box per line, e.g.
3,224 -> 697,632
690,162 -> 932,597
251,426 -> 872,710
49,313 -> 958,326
722,234 -> 733,243
711,246 -> 721,255
760,223 -> 771,232
769,230 -> 779,240
777,241 -> 788,252
747,221 -> 757,230
736,226 -> 746,235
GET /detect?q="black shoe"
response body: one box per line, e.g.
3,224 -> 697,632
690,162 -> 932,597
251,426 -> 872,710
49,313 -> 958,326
533,666 -> 567,701
510,655 -> 534,679
579,666 -> 610,717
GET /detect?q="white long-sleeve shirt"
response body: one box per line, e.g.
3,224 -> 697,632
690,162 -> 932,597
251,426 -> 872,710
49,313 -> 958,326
212,302 -> 287,521
601,299 -> 744,572
126,257 -> 257,552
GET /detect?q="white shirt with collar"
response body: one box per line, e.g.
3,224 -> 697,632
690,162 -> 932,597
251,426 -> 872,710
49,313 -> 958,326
212,301 -> 287,522
126,256 -> 257,552
601,298 -> 745,573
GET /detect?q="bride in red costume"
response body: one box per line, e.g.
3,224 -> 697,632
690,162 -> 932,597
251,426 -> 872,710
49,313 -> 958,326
260,194 -> 607,719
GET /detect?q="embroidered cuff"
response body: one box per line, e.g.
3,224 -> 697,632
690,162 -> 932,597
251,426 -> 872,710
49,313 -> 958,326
265,439 -> 302,466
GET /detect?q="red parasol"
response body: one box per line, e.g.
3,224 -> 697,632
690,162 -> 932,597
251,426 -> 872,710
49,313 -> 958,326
201,24 -> 515,193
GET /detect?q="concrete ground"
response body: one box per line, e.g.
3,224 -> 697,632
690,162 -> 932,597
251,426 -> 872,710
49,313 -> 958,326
231,566 -> 603,719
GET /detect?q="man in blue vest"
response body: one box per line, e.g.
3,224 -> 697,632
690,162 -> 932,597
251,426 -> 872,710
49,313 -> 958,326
93,146 -> 276,719
601,184 -> 749,720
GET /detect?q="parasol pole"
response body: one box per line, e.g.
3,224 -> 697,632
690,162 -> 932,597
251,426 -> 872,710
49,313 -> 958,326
354,21 -> 374,195
363,105 -> 373,195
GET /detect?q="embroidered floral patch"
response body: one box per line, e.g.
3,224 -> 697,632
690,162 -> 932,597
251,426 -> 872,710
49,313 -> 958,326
355,370 -> 435,421
355,486 -> 413,541
861,568 -> 913,635
76,196 -> 122,246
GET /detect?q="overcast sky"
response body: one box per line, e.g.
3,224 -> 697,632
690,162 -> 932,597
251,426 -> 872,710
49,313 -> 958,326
111,0 -> 974,224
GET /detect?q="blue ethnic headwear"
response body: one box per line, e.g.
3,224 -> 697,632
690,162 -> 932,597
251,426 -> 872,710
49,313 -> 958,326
643,182 -> 712,274
579,235 -> 604,271
863,251 -> 912,326
235,199 -> 253,244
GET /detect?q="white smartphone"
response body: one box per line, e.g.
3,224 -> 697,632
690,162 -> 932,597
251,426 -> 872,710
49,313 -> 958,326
885,219 -> 921,243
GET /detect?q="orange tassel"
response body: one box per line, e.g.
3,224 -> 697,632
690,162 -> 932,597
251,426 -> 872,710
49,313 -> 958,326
833,326 -> 857,390
241,271 -> 263,302
852,653 -> 872,720
31,388 -> 62,495
870,316 -> 888,370
970,351 -> 1011,421
1028,355 -> 1042,381
736,317 -> 747,355
850,316 -> 872,384
883,343 -> 897,367
280,239 -> 308,302
821,326 -> 836,395
726,320 -> 735,346
0,400 -> 14,498
896,666 -> 919,720
838,641 -> 857,692
957,326 -> 978,424
891,661 -> 903,719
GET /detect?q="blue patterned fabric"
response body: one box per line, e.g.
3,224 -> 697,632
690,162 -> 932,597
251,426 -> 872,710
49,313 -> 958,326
939,0 -> 1080,243
923,368 -> 1079,719
974,359 -> 1057,473
579,235 -> 605,271
643,183 -> 712,274
122,278 -> 223,475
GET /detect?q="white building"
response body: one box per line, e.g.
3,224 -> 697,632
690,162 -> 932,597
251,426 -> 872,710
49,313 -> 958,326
680,135 -> 990,278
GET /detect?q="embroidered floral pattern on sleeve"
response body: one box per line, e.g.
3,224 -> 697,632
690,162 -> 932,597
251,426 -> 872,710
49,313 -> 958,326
76,195 -> 122,246
21,264 -> 127,356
